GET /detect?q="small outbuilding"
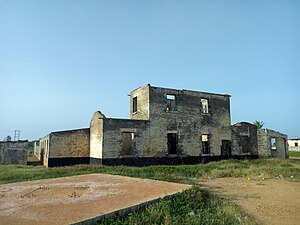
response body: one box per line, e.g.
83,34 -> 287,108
39,128 -> 90,167
288,139 -> 300,152
0,140 -> 28,165
257,129 -> 288,158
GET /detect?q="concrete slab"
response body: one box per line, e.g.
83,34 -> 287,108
0,174 -> 191,225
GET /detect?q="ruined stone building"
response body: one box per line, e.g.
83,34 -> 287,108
0,140 -> 28,165
258,129 -> 288,158
38,129 -> 90,167
36,84 -> 288,167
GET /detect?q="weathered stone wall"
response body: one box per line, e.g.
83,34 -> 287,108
130,84 -> 150,121
132,86 -> 232,157
257,129 -> 288,158
33,141 -> 40,160
231,122 -> 258,155
103,118 -> 150,158
0,141 -> 28,165
90,111 -> 105,160
40,135 -> 50,167
49,128 -> 90,158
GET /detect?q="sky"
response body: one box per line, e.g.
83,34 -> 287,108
0,0 -> 299,140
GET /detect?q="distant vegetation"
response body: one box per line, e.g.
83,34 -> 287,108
2,135 -> 12,141
253,120 -> 264,129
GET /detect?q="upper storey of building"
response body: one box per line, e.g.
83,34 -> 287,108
130,84 -> 231,127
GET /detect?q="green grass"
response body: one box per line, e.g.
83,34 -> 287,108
1,158 -> 299,185
0,159 -> 298,225
289,151 -> 300,158
97,186 -> 256,225
27,154 -> 40,163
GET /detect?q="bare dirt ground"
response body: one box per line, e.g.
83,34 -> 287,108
0,174 -> 190,225
200,178 -> 300,225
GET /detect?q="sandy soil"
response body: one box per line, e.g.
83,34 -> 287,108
200,178 -> 300,225
0,174 -> 190,225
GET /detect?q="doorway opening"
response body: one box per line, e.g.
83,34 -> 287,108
167,133 -> 177,154
202,134 -> 210,154
221,140 -> 231,158
122,132 -> 135,156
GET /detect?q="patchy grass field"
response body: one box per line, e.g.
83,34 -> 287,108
0,159 -> 299,225
1,158 -> 299,185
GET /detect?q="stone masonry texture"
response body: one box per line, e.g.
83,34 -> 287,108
39,84 -> 288,167
0,140 -> 28,165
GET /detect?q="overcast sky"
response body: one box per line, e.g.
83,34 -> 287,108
0,0 -> 299,140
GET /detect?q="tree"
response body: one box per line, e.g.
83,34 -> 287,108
3,135 -> 12,141
253,120 -> 264,129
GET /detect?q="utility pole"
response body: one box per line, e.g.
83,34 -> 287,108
14,130 -> 20,141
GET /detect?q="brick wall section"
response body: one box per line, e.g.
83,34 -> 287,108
103,119 -> 150,158
0,141 -> 28,165
49,129 -> 90,158
40,129 -> 89,167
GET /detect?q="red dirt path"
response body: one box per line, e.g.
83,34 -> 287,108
201,178 -> 300,225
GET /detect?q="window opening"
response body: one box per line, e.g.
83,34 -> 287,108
240,136 -> 251,153
202,134 -> 210,154
166,94 -> 176,111
133,97 -> 137,113
221,140 -> 231,158
201,98 -> 209,113
167,133 -> 177,154
167,95 -> 175,100
270,138 -> 277,150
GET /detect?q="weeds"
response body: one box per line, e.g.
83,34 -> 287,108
96,186 -> 256,225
